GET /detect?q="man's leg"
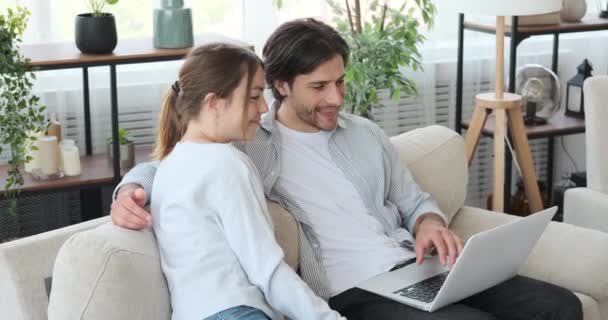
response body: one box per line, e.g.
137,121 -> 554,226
460,275 -> 583,320
329,287 -> 498,320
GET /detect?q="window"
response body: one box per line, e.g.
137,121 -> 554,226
18,0 -> 241,44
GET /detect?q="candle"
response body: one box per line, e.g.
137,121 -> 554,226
58,139 -> 74,171
38,135 -> 59,176
61,141 -> 81,176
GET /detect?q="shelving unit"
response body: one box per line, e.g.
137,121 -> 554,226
455,15 -> 608,212
0,34 -> 248,224
0,149 -> 152,194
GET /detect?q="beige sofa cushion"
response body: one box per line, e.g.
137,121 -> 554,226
267,201 -> 299,269
391,125 -> 468,223
48,201 -> 298,320
47,223 -> 171,320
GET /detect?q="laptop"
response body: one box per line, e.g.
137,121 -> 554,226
356,206 -> 557,312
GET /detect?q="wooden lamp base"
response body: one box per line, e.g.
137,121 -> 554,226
465,92 -> 544,213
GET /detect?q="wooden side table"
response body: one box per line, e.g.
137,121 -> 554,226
461,112 -> 585,207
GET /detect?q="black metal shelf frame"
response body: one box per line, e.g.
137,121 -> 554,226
24,53 -> 191,220
454,15 -> 607,211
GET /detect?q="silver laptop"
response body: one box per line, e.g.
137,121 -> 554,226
356,206 -> 557,312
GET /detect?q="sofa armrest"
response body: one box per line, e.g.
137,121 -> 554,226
450,206 -> 608,303
564,188 -> 608,233
0,216 -> 110,320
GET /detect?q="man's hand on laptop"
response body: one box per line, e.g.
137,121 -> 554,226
111,183 -> 151,230
414,213 -> 464,268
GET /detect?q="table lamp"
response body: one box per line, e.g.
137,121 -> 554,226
456,0 -> 561,213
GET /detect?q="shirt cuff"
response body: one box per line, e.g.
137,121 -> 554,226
406,200 -> 448,236
111,169 -> 155,204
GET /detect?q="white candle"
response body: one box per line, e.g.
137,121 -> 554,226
58,139 -> 74,171
38,135 -> 59,176
61,143 -> 81,176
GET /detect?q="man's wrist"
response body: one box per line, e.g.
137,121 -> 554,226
115,183 -> 141,199
414,212 -> 446,235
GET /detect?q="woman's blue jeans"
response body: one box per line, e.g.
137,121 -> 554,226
204,305 -> 270,320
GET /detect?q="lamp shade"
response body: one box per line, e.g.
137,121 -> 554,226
454,0 -> 561,16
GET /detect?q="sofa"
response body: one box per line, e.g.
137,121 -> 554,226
565,76 -> 608,233
1,125 -> 607,320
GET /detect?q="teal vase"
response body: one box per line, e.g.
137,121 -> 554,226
153,0 -> 193,49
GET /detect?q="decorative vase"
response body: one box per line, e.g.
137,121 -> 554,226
75,13 -> 118,54
153,0 -> 193,49
561,0 -> 587,22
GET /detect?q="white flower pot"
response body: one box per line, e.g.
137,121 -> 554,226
107,142 -> 135,171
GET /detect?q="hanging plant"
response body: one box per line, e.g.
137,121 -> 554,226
0,7 -> 47,215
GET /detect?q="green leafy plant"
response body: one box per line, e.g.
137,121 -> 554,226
327,0 -> 435,117
0,7 -> 47,215
107,127 -> 134,145
88,0 -> 119,17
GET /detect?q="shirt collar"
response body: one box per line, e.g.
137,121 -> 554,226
260,100 -> 348,133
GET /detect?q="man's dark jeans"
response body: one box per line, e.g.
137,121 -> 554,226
329,276 -> 583,320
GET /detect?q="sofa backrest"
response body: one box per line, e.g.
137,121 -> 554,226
390,125 -> 468,224
583,76 -> 608,193
47,202 -> 297,320
47,223 -> 170,320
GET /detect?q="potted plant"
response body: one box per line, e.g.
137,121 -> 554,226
327,0 -> 435,118
107,127 -> 135,171
75,0 -> 119,54
0,6 -> 47,217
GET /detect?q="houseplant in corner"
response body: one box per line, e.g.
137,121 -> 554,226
0,7 -> 47,217
75,0 -> 120,54
327,0 -> 435,118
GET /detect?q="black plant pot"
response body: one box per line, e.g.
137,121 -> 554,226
75,13 -> 117,54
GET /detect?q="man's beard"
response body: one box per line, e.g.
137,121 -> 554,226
293,102 -> 339,131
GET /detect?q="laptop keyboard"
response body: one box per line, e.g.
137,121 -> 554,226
393,271 -> 449,303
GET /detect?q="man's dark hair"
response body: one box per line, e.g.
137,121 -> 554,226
262,18 -> 350,102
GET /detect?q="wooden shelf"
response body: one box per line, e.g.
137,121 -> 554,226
0,148 -> 153,194
20,33 -> 251,70
464,16 -> 608,37
461,112 -> 585,140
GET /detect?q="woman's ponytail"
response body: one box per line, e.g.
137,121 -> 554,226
154,87 -> 185,160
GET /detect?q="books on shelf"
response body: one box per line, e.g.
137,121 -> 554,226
507,11 -> 561,26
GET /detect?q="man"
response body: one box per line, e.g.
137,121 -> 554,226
112,18 -> 582,320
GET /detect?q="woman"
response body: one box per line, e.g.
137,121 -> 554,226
151,43 -> 345,320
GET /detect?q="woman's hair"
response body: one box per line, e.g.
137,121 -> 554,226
262,18 -> 349,102
154,43 -> 263,160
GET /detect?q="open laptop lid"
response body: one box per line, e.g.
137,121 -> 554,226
431,206 -> 558,310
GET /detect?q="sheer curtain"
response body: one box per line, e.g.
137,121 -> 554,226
4,0 -> 608,207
